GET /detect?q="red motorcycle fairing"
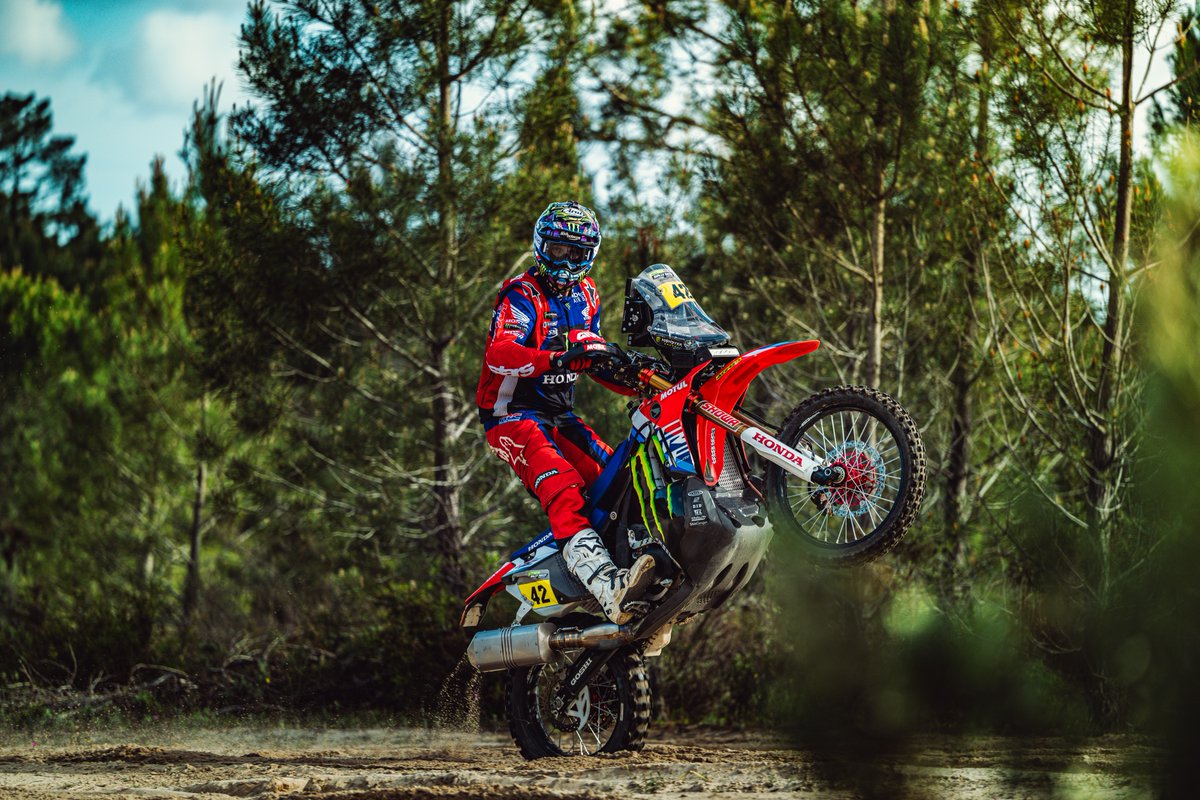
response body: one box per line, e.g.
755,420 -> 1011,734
633,362 -> 706,473
695,340 -> 820,484
461,339 -> 820,626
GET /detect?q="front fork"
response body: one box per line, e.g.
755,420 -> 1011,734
734,423 -> 837,484
691,397 -> 839,486
637,369 -> 836,486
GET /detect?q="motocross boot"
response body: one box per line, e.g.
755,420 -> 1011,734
562,527 -> 657,625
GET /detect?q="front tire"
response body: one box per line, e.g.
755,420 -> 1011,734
506,649 -> 651,759
764,385 -> 925,565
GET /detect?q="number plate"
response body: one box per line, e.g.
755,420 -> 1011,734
657,281 -> 694,309
518,579 -> 558,607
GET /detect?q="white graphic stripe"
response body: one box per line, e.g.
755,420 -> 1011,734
495,373 -> 519,416
488,361 -> 535,376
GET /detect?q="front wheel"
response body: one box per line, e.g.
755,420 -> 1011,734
764,386 -> 926,565
506,649 -> 651,759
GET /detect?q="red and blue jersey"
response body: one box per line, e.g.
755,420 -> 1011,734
475,269 -> 603,429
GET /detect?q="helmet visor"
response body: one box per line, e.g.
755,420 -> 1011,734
541,241 -> 594,266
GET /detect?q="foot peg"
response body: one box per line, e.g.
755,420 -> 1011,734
620,599 -> 652,618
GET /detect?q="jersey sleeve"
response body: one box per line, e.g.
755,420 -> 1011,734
590,295 -> 603,336
483,289 -> 554,376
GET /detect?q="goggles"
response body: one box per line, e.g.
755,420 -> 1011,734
541,240 -> 595,266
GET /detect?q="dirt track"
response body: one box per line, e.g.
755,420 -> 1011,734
0,726 -> 1161,799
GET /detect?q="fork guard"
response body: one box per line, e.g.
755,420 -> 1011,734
693,340 -> 820,484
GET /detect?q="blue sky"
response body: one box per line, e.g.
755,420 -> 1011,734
0,0 -> 252,222
1,0 -> 1176,226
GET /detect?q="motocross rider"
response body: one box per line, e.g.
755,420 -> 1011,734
475,201 -> 656,625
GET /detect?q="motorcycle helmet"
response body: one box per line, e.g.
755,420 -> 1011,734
532,201 -> 601,293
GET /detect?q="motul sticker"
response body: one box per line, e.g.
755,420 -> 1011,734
659,381 -> 687,399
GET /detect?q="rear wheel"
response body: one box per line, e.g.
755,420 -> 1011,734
764,385 -> 925,565
506,649 -> 651,759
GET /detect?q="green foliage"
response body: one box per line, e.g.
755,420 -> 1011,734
655,569 -> 795,726
1152,5 -> 1200,133
5,0 -> 1200,740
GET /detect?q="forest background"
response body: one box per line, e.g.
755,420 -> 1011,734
5,0 -> 1200,775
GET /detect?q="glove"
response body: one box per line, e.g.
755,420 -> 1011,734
552,330 -> 610,372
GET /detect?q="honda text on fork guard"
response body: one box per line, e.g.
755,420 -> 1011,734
461,264 -> 927,758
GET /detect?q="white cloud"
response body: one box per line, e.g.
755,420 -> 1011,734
0,0 -> 77,67
97,8 -> 242,113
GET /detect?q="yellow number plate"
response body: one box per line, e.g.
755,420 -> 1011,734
518,580 -> 558,607
657,281 -> 694,309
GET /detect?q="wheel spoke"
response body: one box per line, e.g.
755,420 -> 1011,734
527,657 -> 626,757
769,402 -> 916,547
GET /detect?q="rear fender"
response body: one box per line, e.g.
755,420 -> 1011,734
696,340 -> 820,484
460,560 -> 515,633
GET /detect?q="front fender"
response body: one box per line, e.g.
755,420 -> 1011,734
696,340 -> 820,484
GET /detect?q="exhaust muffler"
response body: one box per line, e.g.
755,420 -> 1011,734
467,622 -> 634,672
467,623 -> 557,672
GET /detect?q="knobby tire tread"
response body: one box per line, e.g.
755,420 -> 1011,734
506,650 -> 651,759
622,653 -> 652,752
766,385 -> 926,566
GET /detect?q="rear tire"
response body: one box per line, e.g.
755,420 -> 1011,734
506,649 -> 652,759
764,385 -> 925,565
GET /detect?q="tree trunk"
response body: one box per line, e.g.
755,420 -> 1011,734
945,13 -> 993,539
1088,0 -> 1134,602
867,169 -> 886,389
182,459 -> 206,626
436,1 -> 457,287
430,343 -> 466,595
430,2 -> 465,595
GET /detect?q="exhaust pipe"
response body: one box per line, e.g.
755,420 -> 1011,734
549,623 -> 632,650
467,622 -> 634,673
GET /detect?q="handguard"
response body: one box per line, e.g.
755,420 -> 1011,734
552,340 -> 615,371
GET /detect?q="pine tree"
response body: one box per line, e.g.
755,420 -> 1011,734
185,1 -> 584,594
0,92 -> 99,287
1151,4 -> 1200,132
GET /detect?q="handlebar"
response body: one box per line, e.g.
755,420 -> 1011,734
550,341 -> 675,395
590,345 -> 764,435
588,345 -> 673,392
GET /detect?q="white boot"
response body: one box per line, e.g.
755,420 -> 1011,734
562,528 -> 657,625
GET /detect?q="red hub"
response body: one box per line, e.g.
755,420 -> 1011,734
828,448 -> 878,513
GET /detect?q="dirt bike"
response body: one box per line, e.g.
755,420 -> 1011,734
461,264 -> 926,758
